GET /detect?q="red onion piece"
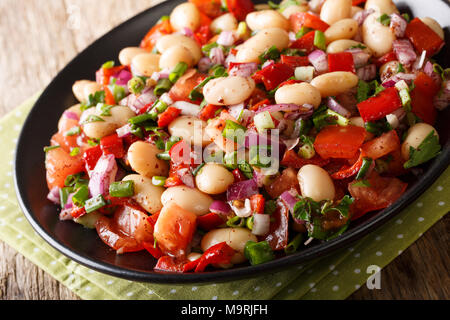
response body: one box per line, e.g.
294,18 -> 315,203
182,27 -> 194,38
198,57 -> 213,73
224,53 -> 236,68
279,189 -> 299,214
228,102 -> 245,120
112,69 -> 132,86
217,31 -> 235,46
176,167 -> 195,188
119,88 -> 157,114
210,47 -> 225,65
252,214 -> 271,236
353,8 -> 375,26
346,48 -> 370,68
282,137 -> 300,151
47,186 -> 61,205
390,13 -> 407,38
116,123 -> 133,138
261,59 -> 275,69
434,80 -> 450,111
172,101 -> 201,116
393,39 -> 417,66
327,97 -> 351,118
384,72 -> 417,86
308,50 -> 328,74
228,62 -> 258,77
356,64 -> 377,81
289,31 -> 297,42
226,178 -> 259,201
423,61 -> 442,87
209,200 -> 232,215
63,110 -> 79,121
88,154 -> 118,197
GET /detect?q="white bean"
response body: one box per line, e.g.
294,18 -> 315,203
326,39 -> 373,56
201,228 -> 258,264
187,252 -> 202,261
210,13 -> 238,34
203,76 -> 255,106
169,2 -> 200,32
155,34 -> 202,62
324,18 -> 359,44
281,4 -> 308,19
159,44 -> 196,70
168,116 -> 209,147
131,53 -> 161,77
127,141 -> 169,178
81,106 -> 135,140
420,17 -> 444,39
297,164 -> 336,201
72,80 -> 103,103
195,163 -> 234,195
246,10 -> 289,31
235,28 -> 290,63
118,47 -> 148,66
275,82 -> 322,109
401,123 -> 439,160
364,0 -> 399,15
310,71 -> 359,97
122,174 -> 164,214
320,0 -> 352,25
362,12 -> 396,57
379,60 -> 400,82
161,186 -> 213,216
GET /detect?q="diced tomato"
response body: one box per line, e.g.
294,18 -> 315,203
96,66 -> 127,86
361,130 -> 400,160
45,147 -> 85,190
194,242 -> 235,272
189,0 -> 222,18
280,150 -> 331,169
226,0 -> 254,21
252,63 -> 294,91
194,25 -> 212,46
198,104 -> 222,121
157,106 -> 181,127
405,18 -> 444,58
168,69 -> 207,102
164,175 -> 184,188
289,12 -> 329,33
196,212 -> 226,231
154,256 -> 187,273
383,149 -> 408,177
142,241 -> 163,259
373,51 -> 397,68
314,125 -> 367,159
231,168 -> 246,182
331,151 -> 364,180
70,206 -> 86,219
153,201 -> 197,258
265,167 -> 300,199
410,72 -> 440,125
82,145 -> 102,171
357,87 -> 402,122
263,199 -> 289,251
169,140 -> 193,166
328,52 -> 356,73
349,172 -> 407,220
289,30 -> 316,53
280,55 -> 310,68
50,132 -> 78,153
140,19 -> 173,51
100,133 -> 125,158
250,194 -> 265,214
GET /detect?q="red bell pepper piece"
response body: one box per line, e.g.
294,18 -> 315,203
289,12 -> 329,33
357,87 -> 402,122
189,0 -> 222,18
196,212 -> 226,231
82,145 -> 102,171
280,55 -> 310,68
225,0 -> 254,21
71,206 -> 86,219
147,211 -> 160,228
352,0 -> 366,5
194,25 -> 212,46
142,241 -> 163,259
194,242 -> 235,272
154,256 -> 187,273
164,175 -> 184,188
250,194 -> 265,214
328,52 -> 356,73
249,98 -> 270,112
104,85 -> 116,105
157,106 -> 181,127
280,150 -> 330,168
140,19 -> 172,51
182,258 -> 201,272
361,130 -> 400,160
289,30 -> 316,53
100,133 -> 125,158
96,66 -> 127,86
198,104 -> 222,121
373,51 -> 397,68
410,72 -> 440,125
314,125 -> 367,159
405,18 -> 444,58
331,151 -> 365,180
252,63 -> 294,91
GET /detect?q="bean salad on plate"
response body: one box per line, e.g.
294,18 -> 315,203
44,0 -> 450,273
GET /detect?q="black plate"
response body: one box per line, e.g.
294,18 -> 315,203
14,0 -> 450,283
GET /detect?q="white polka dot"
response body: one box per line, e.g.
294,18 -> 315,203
416,202 -> 423,207
50,260 -> 57,265
254,286 -> 260,291
107,280 -> 114,285
297,265 -> 303,270
348,247 -> 354,252
16,234 -> 22,239
14,124 -> 21,131
15,111 -> 22,117
398,250 -> 403,255
438,201 -> 445,206
418,217 -> 424,222
354,268 -> 361,274
309,283 -> 315,288
418,232 -> 423,237
354,253 -> 360,258
332,270 -> 339,276
307,269 -> 313,274
6,172 -> 12,177
397,234 -> 404,239
0,206 -> 5,211
332,285 -> 339,291
375,236 -> 382,241
396,219 -> 402,224
16,217 -> 23,222
232,290 -> 239,295
310,287 -> 317,293
148,290 -> 154,294
212,296 -> 218,300
85,286 -> 91,291
355,284 -> 361,290
170,289 -> 176,294
275,282 -> 282,287
436,185 -> 443,191
4,183 -> 10,188
88,269 -> 95,274
376,251 -> 383,256
287,289 -> 294,293
33,248 -> 39,253
212,283 -> 217,286
192,286 -> 198,291
127,292 -> 134,297
329,265 -> 335,270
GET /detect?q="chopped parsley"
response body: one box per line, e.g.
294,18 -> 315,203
404,131 -> 441,169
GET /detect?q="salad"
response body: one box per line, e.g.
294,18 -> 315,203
45,0 -> 449,273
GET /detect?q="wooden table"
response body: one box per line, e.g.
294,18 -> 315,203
0,0 -> 448,300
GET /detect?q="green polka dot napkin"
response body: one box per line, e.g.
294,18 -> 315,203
1,93 -> 449,300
